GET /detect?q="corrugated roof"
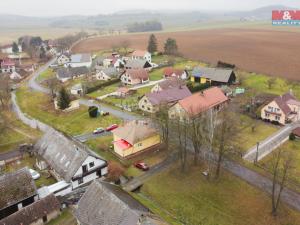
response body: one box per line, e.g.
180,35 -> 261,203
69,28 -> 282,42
178,87 -> 228,116
0,194 -> 60,225
0,168 -> 37,210
145,86 -> 191,106
112,120 -> 157,145
76,180 -> 149,225
192,67 -> 234,83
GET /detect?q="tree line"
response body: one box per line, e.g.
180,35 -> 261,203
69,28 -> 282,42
127,21 -> 163,33
147,34 -> 179,56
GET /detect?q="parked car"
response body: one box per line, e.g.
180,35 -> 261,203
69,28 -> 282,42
134,162 -> 149,171
106,124 -> 118,132
93,127 -> 105,134
29,168 -> 41,180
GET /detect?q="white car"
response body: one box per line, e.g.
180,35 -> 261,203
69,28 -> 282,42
29,168 -> 41,180
93,127 -> 105,134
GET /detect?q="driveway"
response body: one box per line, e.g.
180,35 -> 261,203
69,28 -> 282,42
74,131 -> 112,143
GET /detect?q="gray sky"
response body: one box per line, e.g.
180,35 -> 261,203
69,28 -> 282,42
1,0 -> 300,17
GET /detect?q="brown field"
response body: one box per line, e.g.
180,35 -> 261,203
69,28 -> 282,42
72,28 -> 300,81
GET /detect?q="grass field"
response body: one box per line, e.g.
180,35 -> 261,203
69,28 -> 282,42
0,111 -> 42,153
137,162 -> 300,225
16,86 -> 121,136
260,139 -> 300,187
47,209 -> 76,225
36,68 -> 56,82
87,82 -> 121,98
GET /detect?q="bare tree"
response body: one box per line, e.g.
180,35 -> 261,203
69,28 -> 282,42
175,117 -> 189,172
213,108 -> 239,178
120,40 -> 131,55
270,145 -> 294,216
0,75 -> 11,110
155,104 -> 170,151
46,78 -> 60,100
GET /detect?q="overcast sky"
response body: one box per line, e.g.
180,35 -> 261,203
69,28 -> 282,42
1,0 -> 300,17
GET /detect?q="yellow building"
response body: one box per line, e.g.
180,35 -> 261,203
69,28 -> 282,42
111,120 -> 161,158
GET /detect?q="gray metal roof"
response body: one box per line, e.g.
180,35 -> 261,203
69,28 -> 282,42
71,53 -> 91,63
192,67 -> 234,83
125,59 -> 151,69
57,66 -> 89,79
35,129 -> 89,182
76,180 -> 149,225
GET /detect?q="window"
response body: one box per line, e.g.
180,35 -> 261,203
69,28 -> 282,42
82,165 -> 88,173
78,177 -> 84,184
137,143 -> 142,147
265,113 -> 270,118
89,162 -> 95,168
147,107 -> 151,111
142,105 -> 145,108
275,116 -> 281,121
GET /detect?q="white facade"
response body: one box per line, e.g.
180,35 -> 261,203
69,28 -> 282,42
57,54 -> 70,66
1,45 -> 22,54
132,51 -> 151,63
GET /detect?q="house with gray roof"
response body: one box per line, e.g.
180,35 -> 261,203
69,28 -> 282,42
125,59 -> 152,70
95,67 -> 120,81
76,180 -> 167,225
66,53 -> 92,68
56,66 -> 89,82
0,168 -> 38,220
191,66 -> 236,85
0,194 -> 60,225
35,129 -> 108,190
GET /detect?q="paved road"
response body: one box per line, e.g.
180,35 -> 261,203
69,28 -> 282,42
28,58 -> 56,94
243,121 -> 300,162
74,131 -> 112,143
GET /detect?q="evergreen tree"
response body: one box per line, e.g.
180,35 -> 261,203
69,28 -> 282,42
147,34 -> 158,53
12,42 -> 19,53
164,38 -> 178,55
57,87 -> 71,110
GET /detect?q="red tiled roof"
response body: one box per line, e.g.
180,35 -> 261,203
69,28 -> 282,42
163,67 -> 184,77
132,50 -> 148,57
1,58 -> 15,67
115,139 -> 133,150
274,93 -> 296,115
178,87 -> 228,116
126,69 -> 149,80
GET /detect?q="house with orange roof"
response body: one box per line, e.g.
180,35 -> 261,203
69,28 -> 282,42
168,87 -> 228,120
120,69 -> 149,85
163,67 -> 188,80
131,50 -> 151,63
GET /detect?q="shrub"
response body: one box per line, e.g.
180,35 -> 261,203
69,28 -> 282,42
289,133 -> 296,141
88,106 -> 98,118
107,161 -> 125,182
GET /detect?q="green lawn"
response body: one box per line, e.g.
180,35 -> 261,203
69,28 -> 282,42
240,72 -> 300,99
149,68 -> 164,81
36,68 -> 55,82
260,139 -> 300,187
4,154 -> 56,188
87,82 -> 121,98
0,112 -> 41,153
137,163 -> 300,225
47,209 -> 76,225
16,86 -> 121,136
236,115 -> 279,153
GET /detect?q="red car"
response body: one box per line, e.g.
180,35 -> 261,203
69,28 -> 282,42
106,124 -> 118,132
134,162 -> 149,171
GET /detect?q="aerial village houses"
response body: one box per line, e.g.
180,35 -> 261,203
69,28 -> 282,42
261,92 -> 300,125
139,86 -> 192,113
35,129 -> 108,192
95,67 -> 119,81
151,77 -> 185,93
131,50 -> 152,63
0,44 -> 22,54
169,87 -> 228,120
103,55 -> 124,69
66,53 -> 92,68
0,194 -> 61,225
76,180 -> 167,225
191,66 -> 236,85
121,69 -> 149,85
0,168 -> 38,220
57,53 -> 70,66
111,120 -> 161,158
163,67 -> 188,80
0,59 -> 16,73
125,59 -> 152,70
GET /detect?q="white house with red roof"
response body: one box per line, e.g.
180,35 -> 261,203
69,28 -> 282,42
261,92 -> 300,125
0,59 -> 16,73
131,50 -> 151,63
120,69 -> 149,85
163,67 -> 188,80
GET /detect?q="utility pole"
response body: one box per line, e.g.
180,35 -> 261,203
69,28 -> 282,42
255,142 -> 260,164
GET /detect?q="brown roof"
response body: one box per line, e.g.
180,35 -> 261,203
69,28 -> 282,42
157,77 -> 185,91
132,50 -> 148,57
145,86 -> 191,106
0,168 -> 37,210
0,194 -> 60,225
178,87 -> 228,116
125,69 -> 149,81
274,93 -> 296,115
112,120 -> 158,145
163,67 -> 185,77
292,127 -> 300,137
